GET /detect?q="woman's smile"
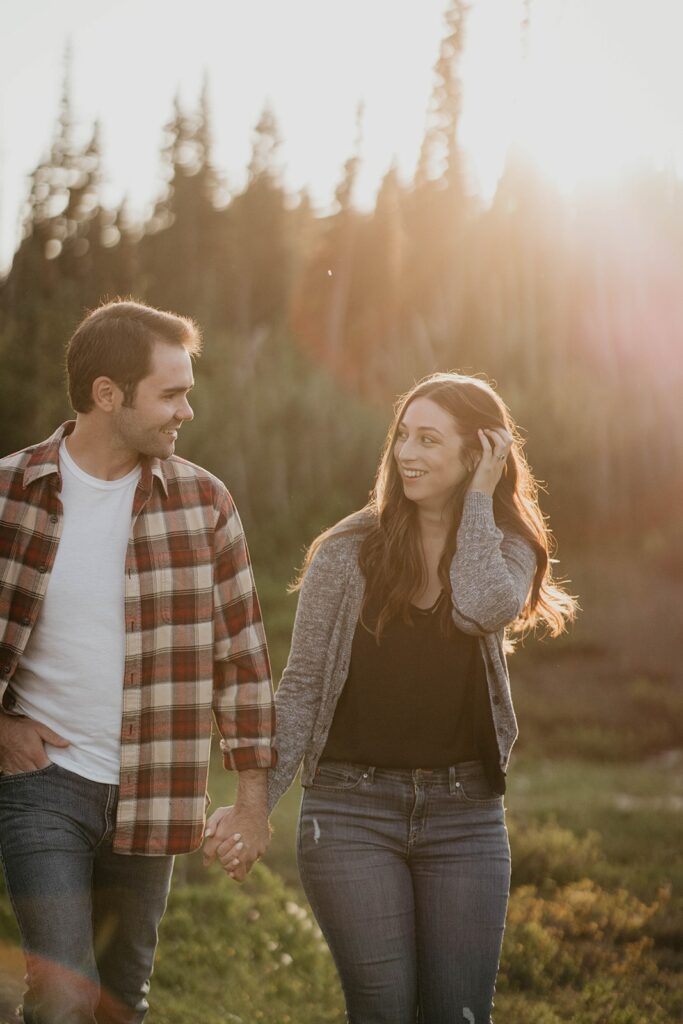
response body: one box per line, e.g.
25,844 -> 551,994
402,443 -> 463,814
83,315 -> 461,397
394,397 -> 470,511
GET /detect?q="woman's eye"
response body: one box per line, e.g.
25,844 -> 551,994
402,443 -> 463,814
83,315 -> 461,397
422,436 -> 435,445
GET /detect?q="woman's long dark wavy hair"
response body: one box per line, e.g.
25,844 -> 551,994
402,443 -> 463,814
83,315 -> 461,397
296,372 -> 577,644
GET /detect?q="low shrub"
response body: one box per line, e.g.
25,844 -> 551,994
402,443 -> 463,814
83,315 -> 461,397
500,879 -> 665,994
508,818 -> 603,889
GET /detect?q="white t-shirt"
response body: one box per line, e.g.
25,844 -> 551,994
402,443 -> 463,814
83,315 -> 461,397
11,440 -> 141,783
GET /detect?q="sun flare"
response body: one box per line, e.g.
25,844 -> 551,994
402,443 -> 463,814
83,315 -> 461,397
460,0 -> 679,199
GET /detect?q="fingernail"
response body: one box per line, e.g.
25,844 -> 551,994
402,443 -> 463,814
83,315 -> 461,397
233,833 -> 241,840
236,842 -> 244,850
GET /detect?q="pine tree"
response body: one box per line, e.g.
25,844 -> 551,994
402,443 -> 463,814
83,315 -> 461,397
0,50 -> 111,450
290,103 -> 365,381
219,103 -> 292,336
142,83 -> 220,317
406,0 -> 471,349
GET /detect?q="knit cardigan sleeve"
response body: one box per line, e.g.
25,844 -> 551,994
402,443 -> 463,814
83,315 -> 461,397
267,534 -> 356,812
449,490 -> 538,635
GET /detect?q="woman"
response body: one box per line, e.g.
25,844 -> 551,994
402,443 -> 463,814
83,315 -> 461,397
266,373 -> 576,1023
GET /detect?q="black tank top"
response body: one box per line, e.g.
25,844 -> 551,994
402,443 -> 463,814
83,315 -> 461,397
322,592 -> 501,780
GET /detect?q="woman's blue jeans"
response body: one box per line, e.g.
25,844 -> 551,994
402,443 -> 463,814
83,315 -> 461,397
298,759 -> 510,1024
0,763 -> 174,1024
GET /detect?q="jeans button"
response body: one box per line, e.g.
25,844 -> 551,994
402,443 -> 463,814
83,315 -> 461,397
455,781 -> 461,787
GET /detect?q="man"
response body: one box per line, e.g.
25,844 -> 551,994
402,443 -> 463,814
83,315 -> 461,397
0,300 -> 276,1023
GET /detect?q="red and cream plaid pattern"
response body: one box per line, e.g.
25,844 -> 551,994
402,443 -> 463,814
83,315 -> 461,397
0,423 -> 276,854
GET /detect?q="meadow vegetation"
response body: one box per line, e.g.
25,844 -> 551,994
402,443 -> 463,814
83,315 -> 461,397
2,541 -> 679,1023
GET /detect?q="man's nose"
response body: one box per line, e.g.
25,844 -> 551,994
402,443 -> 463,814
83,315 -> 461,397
178,397 -> 194,422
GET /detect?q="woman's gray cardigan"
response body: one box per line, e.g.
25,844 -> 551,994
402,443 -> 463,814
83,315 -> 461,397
267,490 -> 538,813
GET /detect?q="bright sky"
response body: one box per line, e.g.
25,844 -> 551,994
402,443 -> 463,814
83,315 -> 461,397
1,0 -> 682,271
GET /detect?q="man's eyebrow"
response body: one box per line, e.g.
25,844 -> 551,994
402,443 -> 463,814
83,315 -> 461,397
161,382 -> 194,394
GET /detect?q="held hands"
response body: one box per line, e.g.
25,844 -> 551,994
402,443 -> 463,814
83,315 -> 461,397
202,803 -> 271,882
467,427 -> 514,497
0,712 -> 69,775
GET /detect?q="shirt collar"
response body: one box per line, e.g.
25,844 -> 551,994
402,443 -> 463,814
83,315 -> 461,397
140,454 -> 169,498
22,421 -> 169,497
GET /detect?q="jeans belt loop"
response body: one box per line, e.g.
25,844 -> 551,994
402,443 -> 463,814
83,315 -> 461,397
449,765 -> 457,795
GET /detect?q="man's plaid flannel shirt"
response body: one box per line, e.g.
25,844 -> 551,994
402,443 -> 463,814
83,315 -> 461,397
0,423 -> 276,855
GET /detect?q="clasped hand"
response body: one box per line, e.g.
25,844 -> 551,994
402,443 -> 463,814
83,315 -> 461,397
202,804 -> 271,882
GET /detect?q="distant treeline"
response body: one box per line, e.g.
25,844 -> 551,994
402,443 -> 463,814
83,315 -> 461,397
1,1 -> 681,550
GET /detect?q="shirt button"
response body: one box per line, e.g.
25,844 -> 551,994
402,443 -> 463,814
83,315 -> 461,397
49,515 -> 58,524
38,565 -> 48,574
21,617 -> 31,627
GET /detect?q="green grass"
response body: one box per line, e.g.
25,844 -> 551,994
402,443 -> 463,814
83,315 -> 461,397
507,754 -> 683,898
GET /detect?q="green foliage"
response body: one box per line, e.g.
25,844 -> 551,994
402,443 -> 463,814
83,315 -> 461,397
501,880 -> 663,993
180,327 -> 384,551
496,881 -> 680,1024
508,818 -> 603,889
148,865 -> 344,1024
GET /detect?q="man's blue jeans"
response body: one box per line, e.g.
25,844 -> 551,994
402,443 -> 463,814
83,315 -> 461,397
298,759 -> 511,1024
0,763 -> 174,1024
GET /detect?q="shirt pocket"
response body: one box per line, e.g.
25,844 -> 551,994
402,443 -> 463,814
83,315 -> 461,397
154,546 -> 214,625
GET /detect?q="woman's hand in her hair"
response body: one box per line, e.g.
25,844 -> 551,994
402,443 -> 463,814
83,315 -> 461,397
467,428 -> 513,497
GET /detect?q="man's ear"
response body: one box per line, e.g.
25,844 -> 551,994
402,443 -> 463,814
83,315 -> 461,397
91,376 -> 120,412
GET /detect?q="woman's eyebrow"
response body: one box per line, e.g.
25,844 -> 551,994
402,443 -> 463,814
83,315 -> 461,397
398,421 -> 445,436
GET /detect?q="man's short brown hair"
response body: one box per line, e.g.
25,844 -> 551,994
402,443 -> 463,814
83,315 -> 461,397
66,300 -> 202,412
